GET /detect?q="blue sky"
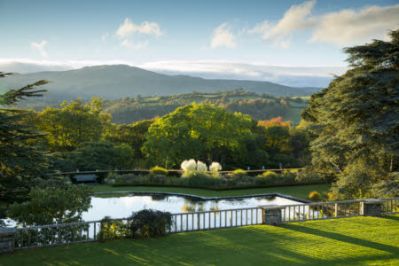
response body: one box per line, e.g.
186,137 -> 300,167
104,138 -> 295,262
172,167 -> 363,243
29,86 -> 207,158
0,0 -> 398,78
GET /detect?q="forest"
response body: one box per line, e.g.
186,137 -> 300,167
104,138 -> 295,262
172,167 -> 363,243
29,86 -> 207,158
103,89 -> 307,124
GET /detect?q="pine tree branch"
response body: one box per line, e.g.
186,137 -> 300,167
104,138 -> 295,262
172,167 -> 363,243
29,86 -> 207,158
0,80 -> 48,105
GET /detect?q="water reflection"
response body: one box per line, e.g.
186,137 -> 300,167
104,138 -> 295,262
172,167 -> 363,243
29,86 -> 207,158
82,194 -> 301,221
180,200 -> 208,212
151,194 -> 167,201
181,203 -> 196,212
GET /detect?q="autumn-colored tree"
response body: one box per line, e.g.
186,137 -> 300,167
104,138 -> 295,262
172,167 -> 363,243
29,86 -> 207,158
257,117 -> 291,128
257,117 -> 295,167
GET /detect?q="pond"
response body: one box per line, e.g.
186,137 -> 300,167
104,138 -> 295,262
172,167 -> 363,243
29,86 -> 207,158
82,193 -> 303,221
2,193 -> 304,227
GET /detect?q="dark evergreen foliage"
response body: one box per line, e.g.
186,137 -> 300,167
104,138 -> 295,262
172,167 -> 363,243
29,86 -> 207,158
0,73 -> 49,215
303,30 -> 399,199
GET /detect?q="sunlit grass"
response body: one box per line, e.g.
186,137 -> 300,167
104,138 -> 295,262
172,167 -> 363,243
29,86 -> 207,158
1,215 -> 398,266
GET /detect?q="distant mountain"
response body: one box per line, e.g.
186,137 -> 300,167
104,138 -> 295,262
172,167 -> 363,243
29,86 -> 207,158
0,64 -> 320,101
0,62 -> 70,73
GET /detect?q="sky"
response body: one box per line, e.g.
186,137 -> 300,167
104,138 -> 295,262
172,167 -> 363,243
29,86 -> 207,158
0,0 -> 398,81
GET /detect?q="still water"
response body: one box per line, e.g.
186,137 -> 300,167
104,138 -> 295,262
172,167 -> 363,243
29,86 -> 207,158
82,194 -> 302,221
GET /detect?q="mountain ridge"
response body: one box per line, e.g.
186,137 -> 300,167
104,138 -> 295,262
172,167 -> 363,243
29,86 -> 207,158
0,64 -> 320,101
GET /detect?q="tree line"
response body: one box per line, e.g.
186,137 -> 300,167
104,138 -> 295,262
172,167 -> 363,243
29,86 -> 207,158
32,98 -> 309,171
102,89 -> 307,124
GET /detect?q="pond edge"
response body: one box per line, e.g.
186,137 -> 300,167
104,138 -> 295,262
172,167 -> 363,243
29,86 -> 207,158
93,190 -> 311,203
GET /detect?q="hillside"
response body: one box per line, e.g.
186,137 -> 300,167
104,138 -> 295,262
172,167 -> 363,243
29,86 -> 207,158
0,65 -> 319,103
104,90 -> 307,124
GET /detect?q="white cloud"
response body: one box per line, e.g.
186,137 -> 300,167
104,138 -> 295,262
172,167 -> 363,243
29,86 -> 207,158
249,0 -> 315,48
141,60 -> 345,78
115,18 -> 162,50
250,1 -> 399,47
31,40 -> 48,57
210,23 -> 236,48
116,18 -> 162,39
310,4 -> 399,46
140,60 -> 346,86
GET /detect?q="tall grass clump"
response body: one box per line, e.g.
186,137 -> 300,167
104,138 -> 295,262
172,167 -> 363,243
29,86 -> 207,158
230,169 -> 247,177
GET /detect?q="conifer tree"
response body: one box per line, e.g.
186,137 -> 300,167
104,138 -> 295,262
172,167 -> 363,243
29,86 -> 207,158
0,74 -> 48,215
303,30 -> 399,199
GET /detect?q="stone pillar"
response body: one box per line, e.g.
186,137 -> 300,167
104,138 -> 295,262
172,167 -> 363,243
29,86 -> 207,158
261,206 -> 283,225
0,227 -> 16,253
360,199 -> 384,216
334,203 -> 338,217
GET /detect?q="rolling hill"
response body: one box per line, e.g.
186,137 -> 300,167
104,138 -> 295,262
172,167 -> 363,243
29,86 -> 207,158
104,90 -> 308,124
0,65 -> 319,103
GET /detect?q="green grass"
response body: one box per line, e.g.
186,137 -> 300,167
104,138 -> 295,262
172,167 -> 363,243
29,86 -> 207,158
92,184 -> 330,200
1,215 -> 398,266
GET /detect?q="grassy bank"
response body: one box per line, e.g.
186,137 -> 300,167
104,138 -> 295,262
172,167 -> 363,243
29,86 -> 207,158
1,215 -> 398,265
92,184 -> 330,199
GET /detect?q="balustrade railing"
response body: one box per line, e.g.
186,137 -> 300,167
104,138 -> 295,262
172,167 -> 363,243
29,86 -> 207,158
169,207 -> 263,233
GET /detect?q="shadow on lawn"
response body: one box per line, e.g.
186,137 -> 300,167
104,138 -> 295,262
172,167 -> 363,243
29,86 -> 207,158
381,215 -> 399,222
101,232 -> 327,266
111,226 -> 398,266
2,222 -> 399,266
282,223 -> 399,255
113,227 -> 396,266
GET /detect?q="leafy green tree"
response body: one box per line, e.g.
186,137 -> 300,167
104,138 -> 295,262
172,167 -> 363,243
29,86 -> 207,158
303,30 -> 399,199
71,141 -> 134,171
372,172 -> 399,197
0,76 -> 49,215
36,97 -> 111,151
8,182 -> 91,225
223,124 -> 270,169
142,103 -> 255,168
104,119 -> 153,166
257,117 -> 300,167
289,126 -> 311,166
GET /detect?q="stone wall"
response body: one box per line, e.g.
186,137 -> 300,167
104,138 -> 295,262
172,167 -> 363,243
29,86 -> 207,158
262,206 -> 283,225
361,199 -> 383,216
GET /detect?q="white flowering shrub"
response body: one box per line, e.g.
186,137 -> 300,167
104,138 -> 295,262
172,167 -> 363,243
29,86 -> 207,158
209,162 -> 222,172
180,159 -> 209,177
181,159 -> 197,172
196,160 -> 208,172
181,159 -> 197,177
209,161 -> 222,177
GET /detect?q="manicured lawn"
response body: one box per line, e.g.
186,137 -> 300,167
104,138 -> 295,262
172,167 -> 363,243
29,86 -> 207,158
1,215 -> 398,265
92,184 -> 329,200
